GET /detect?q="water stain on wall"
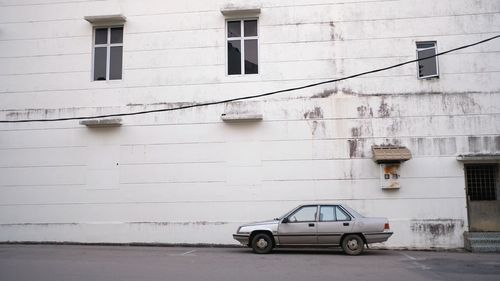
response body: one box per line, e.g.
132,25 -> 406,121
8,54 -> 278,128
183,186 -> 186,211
303,107 -> 324,119
329,21 -> 344,41
357,105 -> 374,118
378,98 -> 392,118
410,219 -> 464,239
129,221 -> 228,226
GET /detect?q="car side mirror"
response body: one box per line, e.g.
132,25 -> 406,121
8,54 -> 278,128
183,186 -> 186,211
282,217 -> 289,224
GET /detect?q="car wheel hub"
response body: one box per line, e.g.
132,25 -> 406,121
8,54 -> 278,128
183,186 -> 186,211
256,238 -> 268,249
347,239 -> 359,250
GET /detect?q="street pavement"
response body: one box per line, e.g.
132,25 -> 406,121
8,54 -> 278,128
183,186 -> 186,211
0,244 -> 499,281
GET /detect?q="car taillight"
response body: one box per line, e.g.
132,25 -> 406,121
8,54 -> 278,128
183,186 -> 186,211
384,223 -> 390,230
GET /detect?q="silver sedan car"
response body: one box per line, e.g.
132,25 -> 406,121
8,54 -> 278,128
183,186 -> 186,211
233,204 -> 393,255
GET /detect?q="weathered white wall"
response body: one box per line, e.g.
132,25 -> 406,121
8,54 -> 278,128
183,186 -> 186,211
1,0 -> 499,248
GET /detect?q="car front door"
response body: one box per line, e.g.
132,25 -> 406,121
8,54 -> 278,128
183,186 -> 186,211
277,205 -> 318,245
317,205 -> 354,245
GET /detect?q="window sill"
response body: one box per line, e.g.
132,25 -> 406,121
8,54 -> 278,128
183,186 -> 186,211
221,73 -> 262,83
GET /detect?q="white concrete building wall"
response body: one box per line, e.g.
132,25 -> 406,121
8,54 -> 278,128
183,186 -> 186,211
0,0 -> 499,248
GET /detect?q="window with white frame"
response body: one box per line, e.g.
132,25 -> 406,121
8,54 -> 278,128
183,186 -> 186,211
227,19 -> 258,75
416,41 -> 439,79
93,26 -> 123,81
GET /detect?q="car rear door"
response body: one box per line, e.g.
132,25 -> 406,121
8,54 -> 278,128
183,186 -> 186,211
277,205 -> 318,245
317,205 -> 354,245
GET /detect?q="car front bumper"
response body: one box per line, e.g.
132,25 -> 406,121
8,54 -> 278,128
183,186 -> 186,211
233,234 -> 250,245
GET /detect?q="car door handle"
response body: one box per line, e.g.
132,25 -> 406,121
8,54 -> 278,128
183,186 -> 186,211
343,222 -> 349,226
308,223 -> 315,227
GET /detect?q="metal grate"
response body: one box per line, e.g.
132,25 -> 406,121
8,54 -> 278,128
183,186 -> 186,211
465,164 -> 498,201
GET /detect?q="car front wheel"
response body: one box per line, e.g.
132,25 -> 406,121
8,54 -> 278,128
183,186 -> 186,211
341,234 -> 364,255
251,233 -> 274,254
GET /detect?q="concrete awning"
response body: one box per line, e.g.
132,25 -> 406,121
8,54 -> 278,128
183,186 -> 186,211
372,145 -> 412,163
456,154 -> 500,162
220,7 -> 261,17
84,14 -> 127,25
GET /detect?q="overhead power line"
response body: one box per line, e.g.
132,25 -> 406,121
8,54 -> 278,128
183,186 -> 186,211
1,34 -> 499,123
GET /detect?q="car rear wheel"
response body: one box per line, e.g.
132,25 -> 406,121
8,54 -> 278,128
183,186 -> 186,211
341,234 -> 364,256
251,233 -> 273,254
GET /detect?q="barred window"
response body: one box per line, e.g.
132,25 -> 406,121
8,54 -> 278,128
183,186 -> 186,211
465,164 -> 498,201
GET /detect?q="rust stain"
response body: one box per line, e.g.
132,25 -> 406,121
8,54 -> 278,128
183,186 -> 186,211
383,164 -> 399,174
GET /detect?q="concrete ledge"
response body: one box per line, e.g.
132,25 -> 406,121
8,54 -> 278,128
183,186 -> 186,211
80,118 -> 122,127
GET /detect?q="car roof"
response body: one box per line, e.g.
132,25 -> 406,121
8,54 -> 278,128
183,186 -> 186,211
295,203 -> 364,218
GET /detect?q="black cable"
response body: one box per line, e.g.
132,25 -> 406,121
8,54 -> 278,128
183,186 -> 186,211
1,34 -> 499,123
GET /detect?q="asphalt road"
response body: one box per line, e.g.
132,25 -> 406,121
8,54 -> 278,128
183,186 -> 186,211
0,245 -> 499,281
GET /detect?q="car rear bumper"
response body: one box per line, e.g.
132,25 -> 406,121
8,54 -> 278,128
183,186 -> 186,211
233,234 -> 250,245
364,232 -> 393,244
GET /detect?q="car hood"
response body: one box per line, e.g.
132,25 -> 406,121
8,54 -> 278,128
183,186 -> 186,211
241,219 -> 279,227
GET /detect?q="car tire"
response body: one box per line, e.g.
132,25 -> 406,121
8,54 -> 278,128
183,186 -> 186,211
251,233 -> 274,254
341,234 -> 364,256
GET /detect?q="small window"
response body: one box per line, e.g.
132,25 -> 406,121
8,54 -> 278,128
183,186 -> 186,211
319,206 -> 351,222
93,26 -> 123,81
288,206 -> 317,222
466,164 -> 498,201
416,41 -> 439,79
227,19 -> 258,75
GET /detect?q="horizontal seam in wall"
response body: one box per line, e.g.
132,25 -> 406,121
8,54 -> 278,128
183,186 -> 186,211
1,113 -> 499,132
0,197 -> 466,207
2,71 -> 500,95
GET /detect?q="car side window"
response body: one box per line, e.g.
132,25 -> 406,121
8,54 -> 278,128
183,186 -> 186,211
288,206 -> 317,222
319,206 -> 336,221
336,206 -> 351,221
319,206 -> 351,222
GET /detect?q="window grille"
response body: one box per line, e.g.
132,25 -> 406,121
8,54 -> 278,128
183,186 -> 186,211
465,164 -> 498,201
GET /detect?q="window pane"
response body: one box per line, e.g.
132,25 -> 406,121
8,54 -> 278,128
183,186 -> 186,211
109,46 -> 123,80
110,27 -> 123,44
417,48 -> 438,77
336,207 -> 350,221
289,206 -> 317,222
227,21 -> 241,37
244,20 -> 257,37
244,39 -> 258,74
320,206 -> 336,221
227,40 -> 241,75
93,47 -> 107,81
95,28 -> 108,44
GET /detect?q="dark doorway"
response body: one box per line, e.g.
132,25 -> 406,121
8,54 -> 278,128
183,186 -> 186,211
465,164 -> 500,231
